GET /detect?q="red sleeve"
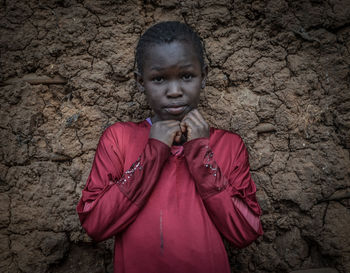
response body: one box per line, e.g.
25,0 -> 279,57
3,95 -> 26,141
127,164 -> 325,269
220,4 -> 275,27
183,137 -> 263,248
76,125 -> 170,242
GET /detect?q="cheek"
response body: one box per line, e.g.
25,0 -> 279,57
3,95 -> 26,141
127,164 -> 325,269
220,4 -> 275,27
187,78 -> 201,90
145,82 -> 163,94
145,92 -> 161,109
185,83 -> 201,101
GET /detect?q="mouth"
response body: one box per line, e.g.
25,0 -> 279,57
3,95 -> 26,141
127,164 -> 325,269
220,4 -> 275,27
164,105 -> 188,115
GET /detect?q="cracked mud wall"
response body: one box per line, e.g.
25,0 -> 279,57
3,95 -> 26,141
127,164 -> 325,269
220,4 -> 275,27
0,0 -> 349,272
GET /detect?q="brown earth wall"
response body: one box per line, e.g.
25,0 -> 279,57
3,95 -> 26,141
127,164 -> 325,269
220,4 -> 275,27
1,0 -> 350,272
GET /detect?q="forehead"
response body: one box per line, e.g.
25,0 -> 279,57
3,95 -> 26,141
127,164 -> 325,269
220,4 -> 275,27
143,41 -> 201,71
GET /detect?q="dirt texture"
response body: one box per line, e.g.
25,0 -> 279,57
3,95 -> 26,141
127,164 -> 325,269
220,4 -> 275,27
1,0 -> 349,272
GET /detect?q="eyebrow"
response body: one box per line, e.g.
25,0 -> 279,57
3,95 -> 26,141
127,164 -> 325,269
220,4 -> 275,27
150,63 -> 194,71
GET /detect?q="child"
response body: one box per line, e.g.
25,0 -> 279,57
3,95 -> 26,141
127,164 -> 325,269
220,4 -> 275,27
77,21 -> 263,273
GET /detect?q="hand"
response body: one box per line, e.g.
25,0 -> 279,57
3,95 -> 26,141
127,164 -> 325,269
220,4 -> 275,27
149,120 -> 182,147
181,109 -> 209,141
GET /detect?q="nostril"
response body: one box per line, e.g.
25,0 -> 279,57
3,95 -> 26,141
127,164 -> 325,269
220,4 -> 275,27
167,82 -> 182,97
167,91 -> 182,98
168,91 -> 182,96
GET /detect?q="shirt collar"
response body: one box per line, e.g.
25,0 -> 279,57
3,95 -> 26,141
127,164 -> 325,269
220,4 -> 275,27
146,117 -> 152,126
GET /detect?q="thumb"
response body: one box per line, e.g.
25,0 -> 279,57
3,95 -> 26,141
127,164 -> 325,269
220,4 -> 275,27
180,121 -> 187,133
174,131 -> 182,143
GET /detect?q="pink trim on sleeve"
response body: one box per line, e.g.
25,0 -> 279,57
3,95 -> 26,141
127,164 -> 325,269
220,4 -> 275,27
232,196 -> 260,233
83,201 -> 94,212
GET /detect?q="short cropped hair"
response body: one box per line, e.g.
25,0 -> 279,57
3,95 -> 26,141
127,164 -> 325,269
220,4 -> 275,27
135,21 -> 205,74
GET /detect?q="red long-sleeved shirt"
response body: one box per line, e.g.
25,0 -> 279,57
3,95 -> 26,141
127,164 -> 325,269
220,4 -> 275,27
77,120 -> 263,273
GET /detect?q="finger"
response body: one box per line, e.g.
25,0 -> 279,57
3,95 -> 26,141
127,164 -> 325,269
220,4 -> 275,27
159,120 -> 180,126
184,111 -> 202,127
180,122 -> 187,133
174,131 -> 182,143
187,110 -> 209,131
168,124 -> 181,136
181,108 -> 196,122
192,109 -> 206,124
182,117 -> 197,139
167,129 -> 180,146
189,109 -> 207,128
158,121 -> 181,132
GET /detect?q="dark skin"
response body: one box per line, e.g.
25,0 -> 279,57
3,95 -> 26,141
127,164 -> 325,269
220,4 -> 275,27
135,41 -> 209,147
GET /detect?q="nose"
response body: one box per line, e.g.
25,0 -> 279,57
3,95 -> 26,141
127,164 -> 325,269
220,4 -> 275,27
166,80 -> 183,98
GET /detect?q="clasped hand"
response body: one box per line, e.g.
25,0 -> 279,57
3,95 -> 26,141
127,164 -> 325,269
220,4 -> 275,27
149,109 -> 209,147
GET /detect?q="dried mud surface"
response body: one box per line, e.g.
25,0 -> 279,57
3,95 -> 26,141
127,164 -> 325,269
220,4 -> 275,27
0,0 -> 349,272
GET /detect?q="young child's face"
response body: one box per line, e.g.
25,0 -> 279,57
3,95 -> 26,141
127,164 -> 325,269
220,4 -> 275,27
137,40 -> 206,122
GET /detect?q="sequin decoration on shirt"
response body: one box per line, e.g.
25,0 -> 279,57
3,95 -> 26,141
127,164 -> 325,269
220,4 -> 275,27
109,156 -> 142,185
203,146 -> 218,177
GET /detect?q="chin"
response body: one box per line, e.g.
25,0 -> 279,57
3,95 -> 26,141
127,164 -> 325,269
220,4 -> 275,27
172,112 -> 189,121
173,114 -> 185,121
160,115 -> 182,121
159,107 -> 193,121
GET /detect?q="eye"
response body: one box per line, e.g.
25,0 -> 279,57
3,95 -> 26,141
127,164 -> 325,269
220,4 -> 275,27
152,76 -> 164,84
182,74 -> 193,81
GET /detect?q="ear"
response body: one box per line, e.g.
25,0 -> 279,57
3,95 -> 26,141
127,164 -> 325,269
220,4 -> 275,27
201,64 -> 208,89
134,71 -> 145,92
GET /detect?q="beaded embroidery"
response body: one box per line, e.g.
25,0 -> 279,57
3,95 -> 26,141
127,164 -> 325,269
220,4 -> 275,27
204,146 -> 217,177
109,157 -> 143,185
203,146 -> 228,192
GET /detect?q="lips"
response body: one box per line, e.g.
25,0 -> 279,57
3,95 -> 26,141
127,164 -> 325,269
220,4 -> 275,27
164,104 -> 188,115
